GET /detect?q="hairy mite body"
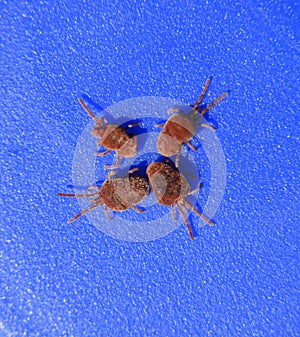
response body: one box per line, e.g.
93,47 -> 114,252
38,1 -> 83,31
58,168 -> 150,223
146,160 -> 214,240
156,78 -> 228,167
79,98 -> 138,169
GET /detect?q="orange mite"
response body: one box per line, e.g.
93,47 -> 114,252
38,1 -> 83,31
146,160 -> 214,240
78,98 -> 139,169
156,78 -> 228,167
58,168 -> 150,223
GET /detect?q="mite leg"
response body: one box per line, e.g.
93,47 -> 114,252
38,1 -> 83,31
185,198 -> 215,226
88,185 -> 102,192
124,122 -> 140,131
131,205 -> 146,213
96,116 -> 107,125
128,167 -> 139,174
198,91 -> 228,117
107,168 -> 138,179
175,145 -> 183,168
196,123 -> 216,131
78,98 -> 99,124
104,206 -> 113,220
167,107 -> 185,114
95,149 -> 112,157
100,117 -> 109,125
104,153 -> 121,170
180,171 -> 196,179
154,123 -> 165,128
185,141 -> 198,151
108,170 -> 117,179
188,183 -> 203,195
193,78 -> 211,110
176,203 -> 195,240
96,138 -> 103,147
57,192 -> 98,198
171,203 -> 177,222
67,204 -> 99,223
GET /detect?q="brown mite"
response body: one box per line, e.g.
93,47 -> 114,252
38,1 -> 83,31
78,98 -> 139,169
146,160 -> 214,240
57,168 -> 150,223
156,78 -> 228,167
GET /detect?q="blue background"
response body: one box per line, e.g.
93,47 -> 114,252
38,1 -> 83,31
1,1 -> 299,336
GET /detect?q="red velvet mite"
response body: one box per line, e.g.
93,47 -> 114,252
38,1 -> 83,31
146,160 -> 214,240
78,98 -> 139,169
156,78 -> 228,167
58,168 -> 150,223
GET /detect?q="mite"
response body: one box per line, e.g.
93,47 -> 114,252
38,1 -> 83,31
78,98 -> 139,169
156,78 -> 228,167
58,168 -> 150,223
146,160 -> 214,240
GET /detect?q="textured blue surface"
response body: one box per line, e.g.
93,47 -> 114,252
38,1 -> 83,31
1,1 -> 299,336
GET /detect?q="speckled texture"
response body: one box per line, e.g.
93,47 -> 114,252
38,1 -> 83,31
0,0 -> 299,336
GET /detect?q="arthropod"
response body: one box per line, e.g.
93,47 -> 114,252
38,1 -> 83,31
58,168 -> 150,223
146,160 -> 214,240
156,78 -> 228,167
78,98 -> 139,169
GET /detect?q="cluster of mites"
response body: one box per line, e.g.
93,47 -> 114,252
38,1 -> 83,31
58,78 -> 227,240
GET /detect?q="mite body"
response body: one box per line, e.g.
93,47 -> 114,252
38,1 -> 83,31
58,168 -> 150,223
156,78 -> 228,167
78,98 -> 139,169
146,160 -> 214,240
